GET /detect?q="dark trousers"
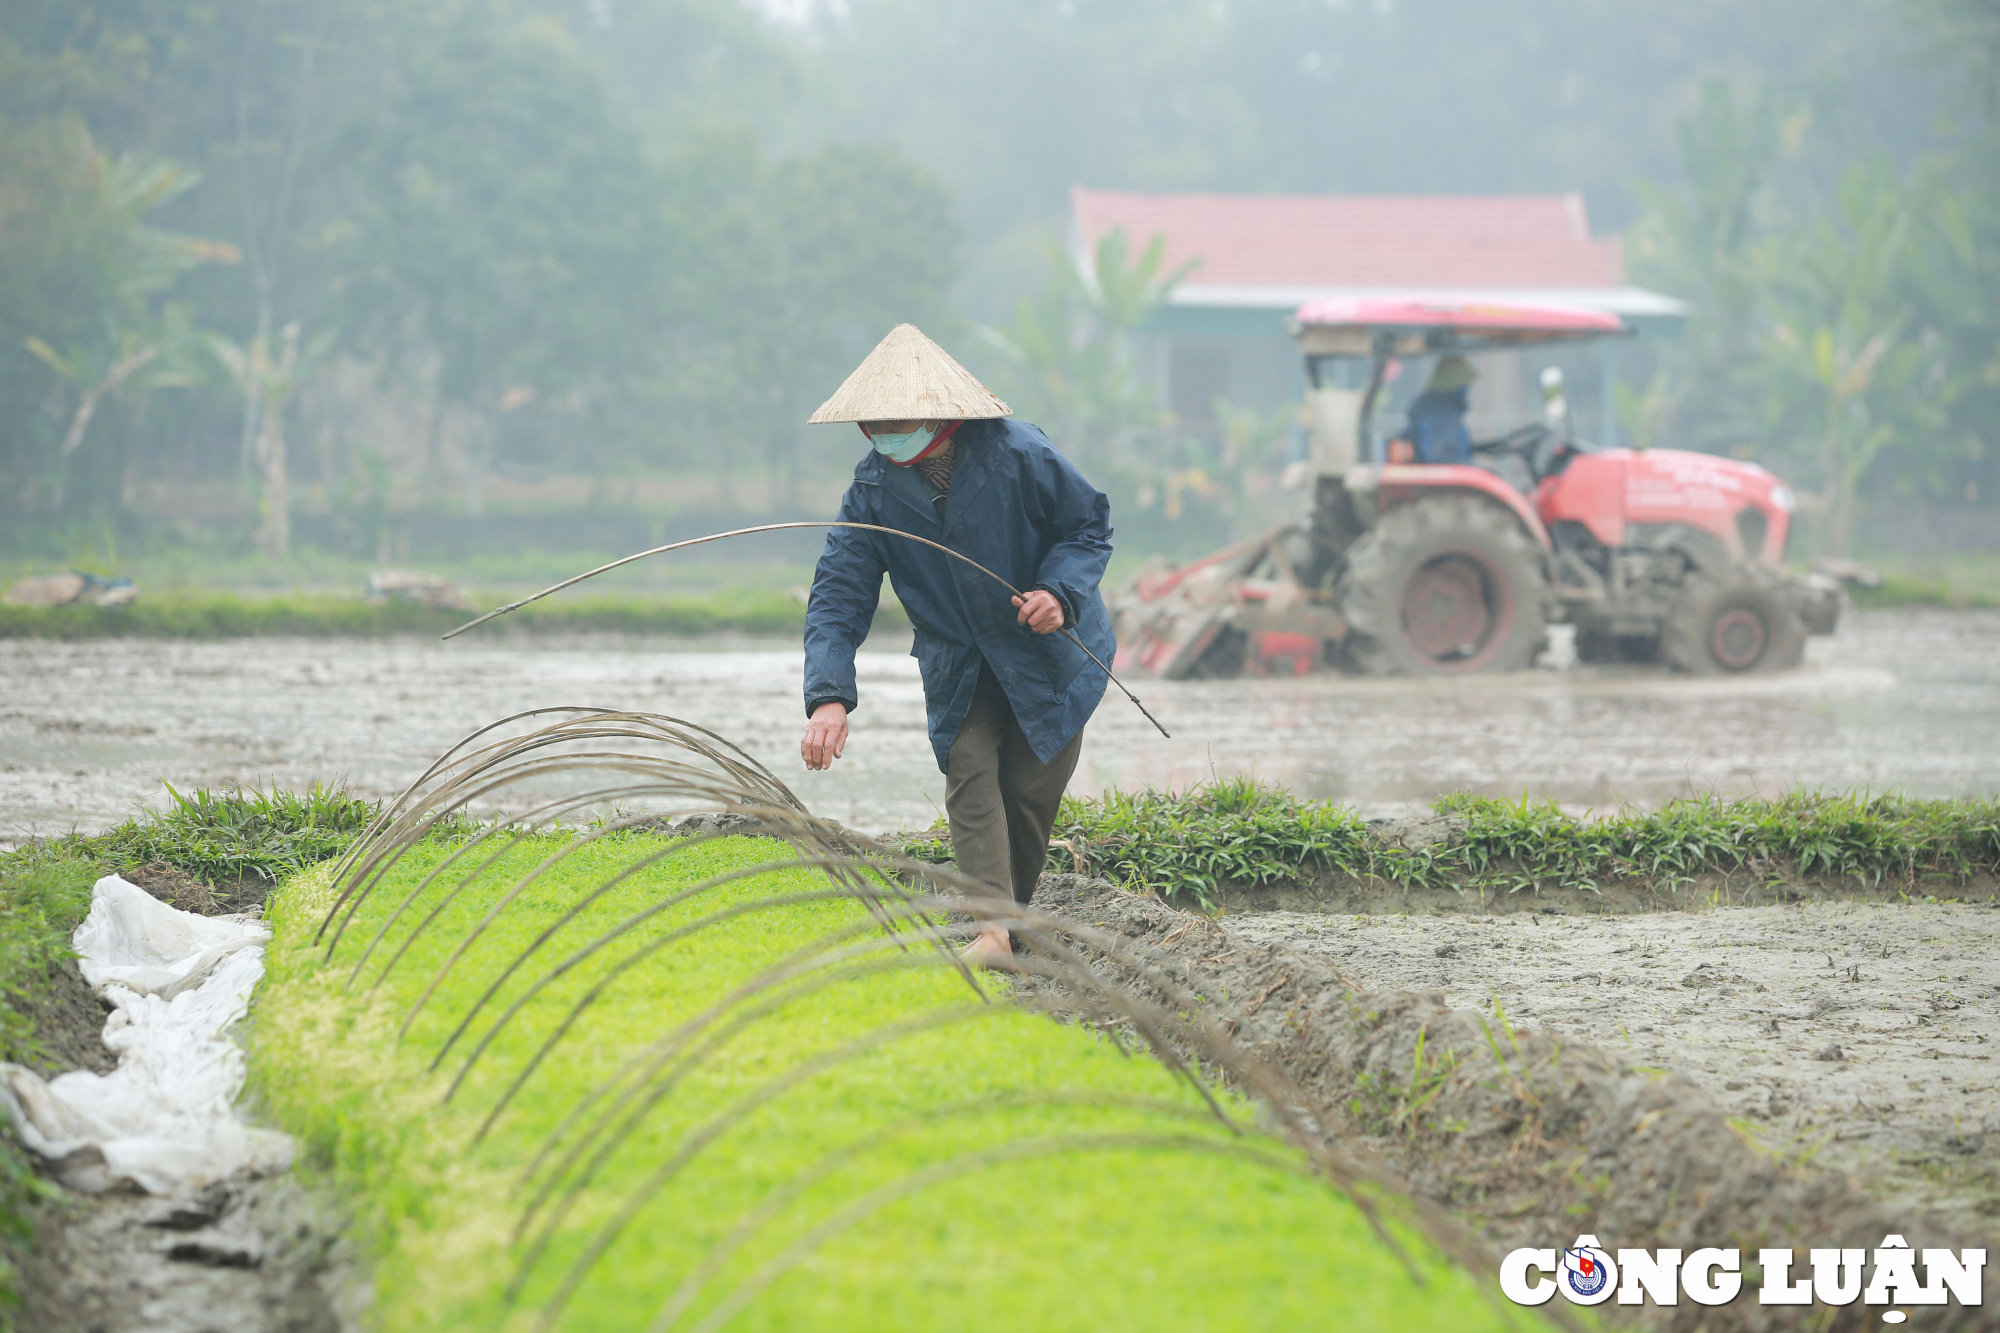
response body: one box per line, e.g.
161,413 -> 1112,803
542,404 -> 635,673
944,666 -> 1083,905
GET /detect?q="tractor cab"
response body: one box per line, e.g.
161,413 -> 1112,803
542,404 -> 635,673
1295,296 -> 1622,482
1109,299 -> 1840,680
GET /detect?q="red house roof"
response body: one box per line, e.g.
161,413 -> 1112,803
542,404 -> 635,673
1070,188 -> 1677,315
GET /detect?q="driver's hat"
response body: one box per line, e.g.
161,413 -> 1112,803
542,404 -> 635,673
1428,355 -> 1478,392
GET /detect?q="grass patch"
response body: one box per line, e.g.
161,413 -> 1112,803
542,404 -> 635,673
0,588 -> 860,640
1843,553 -> 2000,610
0,857 -> 91,1333
1848,570 -> 2000,610
1049,776 -> 1374,906
897,783 -> 2000,909
252,833 -> 1523,1332
2,783 -> 374,896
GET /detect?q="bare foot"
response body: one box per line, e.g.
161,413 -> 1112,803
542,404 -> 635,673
961,923 -> 1014,970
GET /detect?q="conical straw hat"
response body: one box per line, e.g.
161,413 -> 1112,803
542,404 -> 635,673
807,324 -> 1011,424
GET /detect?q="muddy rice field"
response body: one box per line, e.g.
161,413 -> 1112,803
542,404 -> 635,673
4,607 -> 1996,840
4,606 -> 1998,1328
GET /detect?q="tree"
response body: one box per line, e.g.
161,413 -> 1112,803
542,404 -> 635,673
981,227 -> 1194,463
1755,160 -> 1950,554
0,117 -> 233,514
335,9 -> 662,512
646,131 -> 960,510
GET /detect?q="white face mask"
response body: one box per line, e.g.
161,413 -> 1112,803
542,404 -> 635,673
868,423 -> 937,464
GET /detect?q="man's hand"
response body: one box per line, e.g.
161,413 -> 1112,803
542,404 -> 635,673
1013,589 -> 1064,635
801,701 -> 848,770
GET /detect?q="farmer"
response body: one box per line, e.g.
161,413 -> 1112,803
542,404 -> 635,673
799,324 -> 1114,967
1396,354 -> 1478,464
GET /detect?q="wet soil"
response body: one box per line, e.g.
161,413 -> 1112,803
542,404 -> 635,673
1222,902 -> 2000,1235
1029,873 -> 2000,1331
12,960 -> 117,1078
4,608 -> 1997,843
16,1177 -> 359,1333
5,873 -> 360,1333
121,861 -> 283,915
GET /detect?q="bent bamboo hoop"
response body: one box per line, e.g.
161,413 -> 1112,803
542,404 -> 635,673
439,521 -> 1171,739
308,707 -> 1574,1333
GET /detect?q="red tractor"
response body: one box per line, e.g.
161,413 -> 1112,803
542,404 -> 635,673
1111,299 -> 1840,679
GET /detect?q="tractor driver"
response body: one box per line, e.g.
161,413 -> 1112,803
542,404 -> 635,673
1391,354 -> 1477,465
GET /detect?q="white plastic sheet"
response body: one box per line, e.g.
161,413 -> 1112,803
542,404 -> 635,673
0,874 -> 293,1194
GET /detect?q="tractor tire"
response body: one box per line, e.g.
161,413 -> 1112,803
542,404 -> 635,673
1336,495 -> 1550,675
1659,569 -> 1807,675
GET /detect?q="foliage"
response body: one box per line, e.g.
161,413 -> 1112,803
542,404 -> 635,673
950,782 -> 2000,910
0,586 -> 909,639
979,227 -> 1250,547
334,9 -> 663,515
1629,63 -> 2000,553
1429,790 -> 2000,892
1046,777 -> 1370,909
0,858 -> 98,1068
0,0 -> 961,533
251,835 -> 1512,1332
7,0 -> 1994,558
90,782 -> 373,885
653,131 -> 960,509
982,228 -> 1193,462
0,115 -> 231,515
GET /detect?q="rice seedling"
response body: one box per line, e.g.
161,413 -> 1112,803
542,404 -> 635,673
252,706 -> 1549,1332
955,781 -> 2000,909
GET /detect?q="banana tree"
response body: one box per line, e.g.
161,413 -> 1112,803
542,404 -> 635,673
981,227 -> 1198,463
208,324 -> 297,559
1756,160 -> 1945,555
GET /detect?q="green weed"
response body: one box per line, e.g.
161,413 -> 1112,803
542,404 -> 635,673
1049,778 -> 1371,909
1028,784 -> 2000,910
81,782 -> 376,885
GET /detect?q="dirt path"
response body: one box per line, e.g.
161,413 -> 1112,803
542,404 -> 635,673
1028,874 -> 1998,1331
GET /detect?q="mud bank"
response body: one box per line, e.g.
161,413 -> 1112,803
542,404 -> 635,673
1029,874 -> 1998,1331
16,1166 -> 358,1333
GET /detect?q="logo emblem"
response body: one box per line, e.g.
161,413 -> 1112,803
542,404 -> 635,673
1559,1235 -> 1617,1304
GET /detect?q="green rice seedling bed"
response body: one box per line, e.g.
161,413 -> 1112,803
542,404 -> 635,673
253,833 -> 1527,1333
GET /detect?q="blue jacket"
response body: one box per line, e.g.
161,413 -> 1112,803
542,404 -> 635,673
804,417 -> 1114,772
1406,388 -> 1472,464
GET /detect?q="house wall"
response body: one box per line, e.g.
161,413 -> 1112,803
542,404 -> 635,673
1133,304 -> 1306,438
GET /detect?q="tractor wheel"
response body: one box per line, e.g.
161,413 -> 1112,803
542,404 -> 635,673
1659,570 -> 1807,674
1336,495 -> 1550,675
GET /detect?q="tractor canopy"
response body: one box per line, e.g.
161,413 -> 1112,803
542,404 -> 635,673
1292,298 -> 1628,356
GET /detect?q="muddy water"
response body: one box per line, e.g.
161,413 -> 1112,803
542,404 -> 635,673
2,608 -> 1996,844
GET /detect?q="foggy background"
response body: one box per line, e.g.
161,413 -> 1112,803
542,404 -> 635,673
1,0 -> 1995,591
